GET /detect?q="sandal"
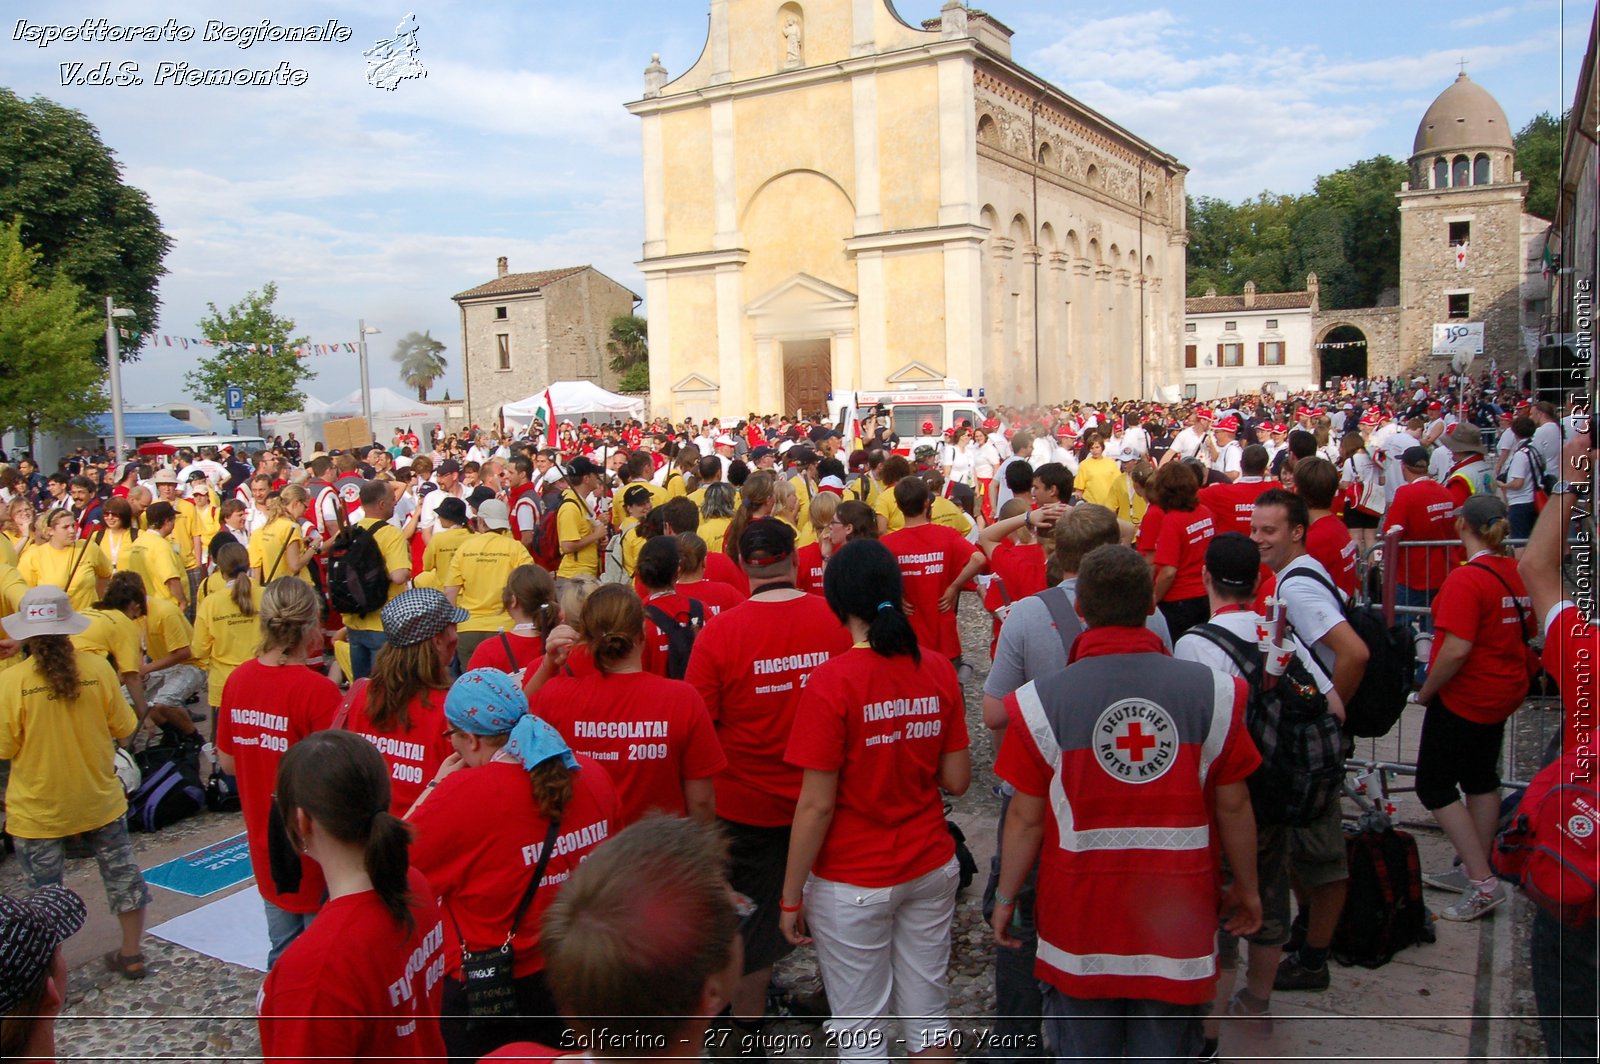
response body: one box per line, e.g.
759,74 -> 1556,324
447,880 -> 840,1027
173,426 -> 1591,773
105,950 -> 148,980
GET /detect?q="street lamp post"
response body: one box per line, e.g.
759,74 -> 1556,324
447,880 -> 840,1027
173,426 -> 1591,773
104,299 -> 137,463
358,320 -> 381,444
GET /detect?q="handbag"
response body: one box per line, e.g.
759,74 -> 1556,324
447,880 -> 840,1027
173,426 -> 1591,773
450,816 -> 562,1021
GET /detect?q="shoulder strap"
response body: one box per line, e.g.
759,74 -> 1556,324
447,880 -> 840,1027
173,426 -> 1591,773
1279,564 -> 1344,606
1036,585 -> 1082,659
499,632 -> 518,672
642,602 -> 676,631
1187,622 -> 1262,682
506,815 -> 564,941
331,678 -> 368,730
1466,560 -> 1534,638
265,527 -> 291,583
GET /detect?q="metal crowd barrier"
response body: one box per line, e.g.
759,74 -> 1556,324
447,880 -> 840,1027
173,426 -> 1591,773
1344,528 -> 1557,800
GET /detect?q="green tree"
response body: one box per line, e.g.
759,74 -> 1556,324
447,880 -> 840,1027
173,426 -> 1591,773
1312,155 -> 1408,308
1515,111 -> 1565,221
0,220 -> 105,452
617,363 -> 650,392
392,329 -> 448,401
0,87 -> 171,362
184,282 -> 314,428
606,314 -> 648,372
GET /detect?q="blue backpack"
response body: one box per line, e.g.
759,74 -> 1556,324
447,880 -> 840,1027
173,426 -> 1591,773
127,758 -> 206,833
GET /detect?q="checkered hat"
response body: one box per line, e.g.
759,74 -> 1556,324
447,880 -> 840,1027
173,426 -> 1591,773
380,588 -> 468,647
0,885 -> 87,1013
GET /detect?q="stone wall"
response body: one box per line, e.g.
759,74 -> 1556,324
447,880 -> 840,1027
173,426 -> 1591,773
1312,307 -> 1402,382
541,270 -> 636,392
460,294 -> 551,427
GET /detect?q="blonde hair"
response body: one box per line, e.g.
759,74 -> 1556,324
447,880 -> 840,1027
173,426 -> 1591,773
806,492 -> 838,540
265,483 -> 309,524
557,574 -> 599,627
214,541 -> 255,617
259,576 -> 321,656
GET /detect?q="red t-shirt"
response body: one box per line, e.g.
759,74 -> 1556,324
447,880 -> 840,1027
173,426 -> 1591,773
483,1044 -> 569,1063
1431,554 -> 1533,723
530,644 -> 598,680
882,523 -> 983,659
677,577 -> 746,617
704,550 -> 750,596
1153,505 -> 1215,601
785,647 -> 969,887
1305,514 -> 1359,600
640,590 -> 702,677
1135,504 -> 1165,555
794,542 -> 827,595
984,540 -> 1048,656
531,671 -> 726,825
409,758 -> 619,979
469,630 -> 545,674
215,659 -> 340,912
257,868 -> 447,1064
1386,479 -> 1459,590
684,594 -> 852,826
1198,478 -> 1274,537
1544,604 -> 1600,764
343,687 -> 453,817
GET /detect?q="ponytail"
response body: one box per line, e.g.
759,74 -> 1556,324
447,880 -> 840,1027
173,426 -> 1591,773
725,470 -> 776,565
821,539 -> 920,663
580,584 -> 643,675
214,542 -> 253,617
365,811 -> 417,931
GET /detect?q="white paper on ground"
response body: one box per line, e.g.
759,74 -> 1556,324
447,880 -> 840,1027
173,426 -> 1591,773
148,886 -> 270,972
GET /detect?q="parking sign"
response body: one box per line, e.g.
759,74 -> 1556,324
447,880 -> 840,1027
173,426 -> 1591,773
225,385 -> 244,421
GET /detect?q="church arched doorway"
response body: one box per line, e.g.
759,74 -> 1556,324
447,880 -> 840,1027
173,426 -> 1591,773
1317,324 -> 1368,386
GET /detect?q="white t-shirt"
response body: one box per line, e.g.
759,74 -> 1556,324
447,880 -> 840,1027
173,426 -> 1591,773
417,484 -> 470,535
1379,432 -> 1420,503
1532,421 -> 1562,480
1121,426 -> 1152,457
992,455 -> 1030,512
1217,440 -> 1243,478
1503,447 -> 1537,505
1273,555 -> 1347,674
1170,426 -> 1210,466
510,490 -> 539,537
1174,610 -> 1334,694
1428,445 -> 1457,483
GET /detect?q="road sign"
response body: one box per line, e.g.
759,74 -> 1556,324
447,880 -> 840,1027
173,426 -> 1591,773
225,385 -> 244,421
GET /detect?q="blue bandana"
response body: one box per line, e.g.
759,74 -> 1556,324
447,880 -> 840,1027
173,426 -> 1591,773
445,668 -> 528,735
505,715 -> 579,773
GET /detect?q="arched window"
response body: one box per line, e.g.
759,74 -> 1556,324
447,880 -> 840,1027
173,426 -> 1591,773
1473,153 -> 1491,185
1037,141 -> 1052,168
977,114 -> 998,147
1433,157 -> 1449,189
1085,163 -> 1100,188
1452,155 -> 1470,187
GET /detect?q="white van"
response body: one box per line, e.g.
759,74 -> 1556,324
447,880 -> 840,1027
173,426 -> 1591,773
831,389 -> 989,455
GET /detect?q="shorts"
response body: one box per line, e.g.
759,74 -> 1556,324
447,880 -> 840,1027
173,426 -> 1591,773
15,817 -> 152,915
1218,820 -> 1293,961
721,818 -> 794,972
1343,508 -> 1380,530
1415,698 -> 1506,811
145,663 -> 206,708
1286,793 -> 1348,887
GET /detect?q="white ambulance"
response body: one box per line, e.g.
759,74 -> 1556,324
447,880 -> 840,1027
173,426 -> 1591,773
830,386 -> 990,455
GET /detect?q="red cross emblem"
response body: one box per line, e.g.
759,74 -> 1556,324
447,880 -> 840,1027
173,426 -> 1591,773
1116,722 -> 1158,762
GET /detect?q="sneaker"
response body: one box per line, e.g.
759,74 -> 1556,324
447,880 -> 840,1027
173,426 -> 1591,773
1273,953 -> 1330,991
1422,866 -> 1473,893
1439,885 -> 1505,922
1195,1036 -> 1220,1063
1226,990 -> 1275,1036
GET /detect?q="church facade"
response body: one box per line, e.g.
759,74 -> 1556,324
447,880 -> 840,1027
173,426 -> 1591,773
626,0 -> 1188,420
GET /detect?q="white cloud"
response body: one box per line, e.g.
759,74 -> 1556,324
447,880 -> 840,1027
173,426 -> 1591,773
1452,5 -> 1520,29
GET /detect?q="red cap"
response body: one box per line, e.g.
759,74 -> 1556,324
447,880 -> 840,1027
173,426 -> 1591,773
1427,401 -> 1442,411
921,420 -> 935,434
1273,422 -> 1289,434
982,417 -> 999,431
1196,408 -> 1215,421
1215,415 -> 1240,433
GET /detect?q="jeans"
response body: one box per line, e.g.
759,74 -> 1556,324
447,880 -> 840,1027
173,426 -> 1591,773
1041,987 -> 1204,1064
1531,908 -> 1598,1063
263,896 -> 316,969
981,793 -> 1045,1062
346,628 -> 389,680
1395,584 -> 1437,635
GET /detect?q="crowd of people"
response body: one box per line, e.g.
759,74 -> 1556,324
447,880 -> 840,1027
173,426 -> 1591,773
0,365 -> 1592,1064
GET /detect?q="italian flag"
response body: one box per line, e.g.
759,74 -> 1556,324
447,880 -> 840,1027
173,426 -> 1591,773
531,387 -> 558,446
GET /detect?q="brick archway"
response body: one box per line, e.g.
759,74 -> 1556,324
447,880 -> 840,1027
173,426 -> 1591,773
1315,322 -> 1368,384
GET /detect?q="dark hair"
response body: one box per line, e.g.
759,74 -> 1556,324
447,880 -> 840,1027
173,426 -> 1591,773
358,480 -> 387,507
822,539 -> 918,663
101,495 -> 134,531
1286,430 -> 1318,462
879,456 -> 912,487
1004,459 -> 1036,494
1291,457 -> 1339,510
581,584 -> 644,675
637,535 -> 681,590
893,475 -> 930,519
509,455 -> 533,479
98,570 -> 148,616
213,541 -> 255,617
1033,462 -> 1073,499
835,499 -> 878,540
145,501 -> 177,528
1240,444 -> 1270,476
727,460 -> 750,488
276,731 -> 415,931
1511,415 -> 1535,440
1054,503 -> 1121,576
1075,545 -> 1153,628
656,497 -> 699,536
24,634 -> 81,701
676,532 -> 708,575
503,565 -> 559,636
1254,487 -> 1310,532
1150,461 -> 1200,512
724,471 -> 775,565
696,455 -> 721,484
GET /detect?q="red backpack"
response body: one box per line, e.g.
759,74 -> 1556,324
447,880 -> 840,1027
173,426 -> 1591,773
1494,751 -> 1600,927
529,490 -> 576,572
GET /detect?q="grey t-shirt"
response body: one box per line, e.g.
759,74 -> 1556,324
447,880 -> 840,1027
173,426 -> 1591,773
983,577 -> 1173,699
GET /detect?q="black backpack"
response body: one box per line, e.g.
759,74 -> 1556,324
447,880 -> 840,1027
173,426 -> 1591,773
642,599 -> 706,680
1280,567 -> 1415,738
325,512 -> 392,617
1187,623 -> 1346,826
1331,811 -> 1429,968
127,758 -> 206,833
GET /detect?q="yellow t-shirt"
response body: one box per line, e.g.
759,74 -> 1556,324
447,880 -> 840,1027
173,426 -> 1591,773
783,515 -> 817,550
662,471 -> 689,499
790,475 -> 815,513
618,521 -> 648,577
556,489 -> 599,579
874,489 -> 906,534
188,501 -> 223,566
698,516 -> 732,554
1075,457 -> 1125,511
193,583 -> 265,703
0,563 -> 29,677
931,495 -> 973,537
129,532 -> 187,609
75,608 -> 145,676
444,531 -> 526,632
847,475 -> 881,507
171,498 -> 201,570
416,525 -> 471,591
344,518 -> 412,632
18,541 -> 111,611
610,481 -> 667,526
195,569 -> 229,608
249,517 -> 310,585
143,595 -> 194,664
0,532 -> 15,568
0,651 -> 136,838
95,527 -> 139,573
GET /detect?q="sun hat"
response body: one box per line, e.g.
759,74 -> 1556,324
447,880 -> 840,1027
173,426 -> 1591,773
379,588 -> 468,647
0,885 -> 87,1013
2,586 -> 91,641
1440,423 -> 1486,454
151,468 -> 178,485
476,499 -> 511,531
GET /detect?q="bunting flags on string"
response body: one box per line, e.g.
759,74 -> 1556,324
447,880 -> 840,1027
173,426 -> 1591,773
116,329 -> 362,358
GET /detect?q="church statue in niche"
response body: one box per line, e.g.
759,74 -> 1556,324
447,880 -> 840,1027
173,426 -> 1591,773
782,13 -> 803,68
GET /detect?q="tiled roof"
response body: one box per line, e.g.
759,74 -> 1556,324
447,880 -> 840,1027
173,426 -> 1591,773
452,265 -> 589,301
1185,291 -> 1314,314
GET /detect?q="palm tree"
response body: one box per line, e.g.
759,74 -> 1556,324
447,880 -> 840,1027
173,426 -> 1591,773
392,330 -> 448,401
606,314 -> 648,372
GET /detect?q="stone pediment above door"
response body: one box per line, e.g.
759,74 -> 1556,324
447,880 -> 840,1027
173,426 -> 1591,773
746,274 -> 858,317
672,372 -> 719,392
885,360 -> 947,386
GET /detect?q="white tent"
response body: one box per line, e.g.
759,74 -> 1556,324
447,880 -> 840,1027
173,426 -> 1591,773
260,395 -> 331,444
319,388 -> 435,446
501,380 -> 644,429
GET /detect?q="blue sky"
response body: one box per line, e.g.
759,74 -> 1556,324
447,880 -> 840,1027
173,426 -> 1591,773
0,0 -> 1587,411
